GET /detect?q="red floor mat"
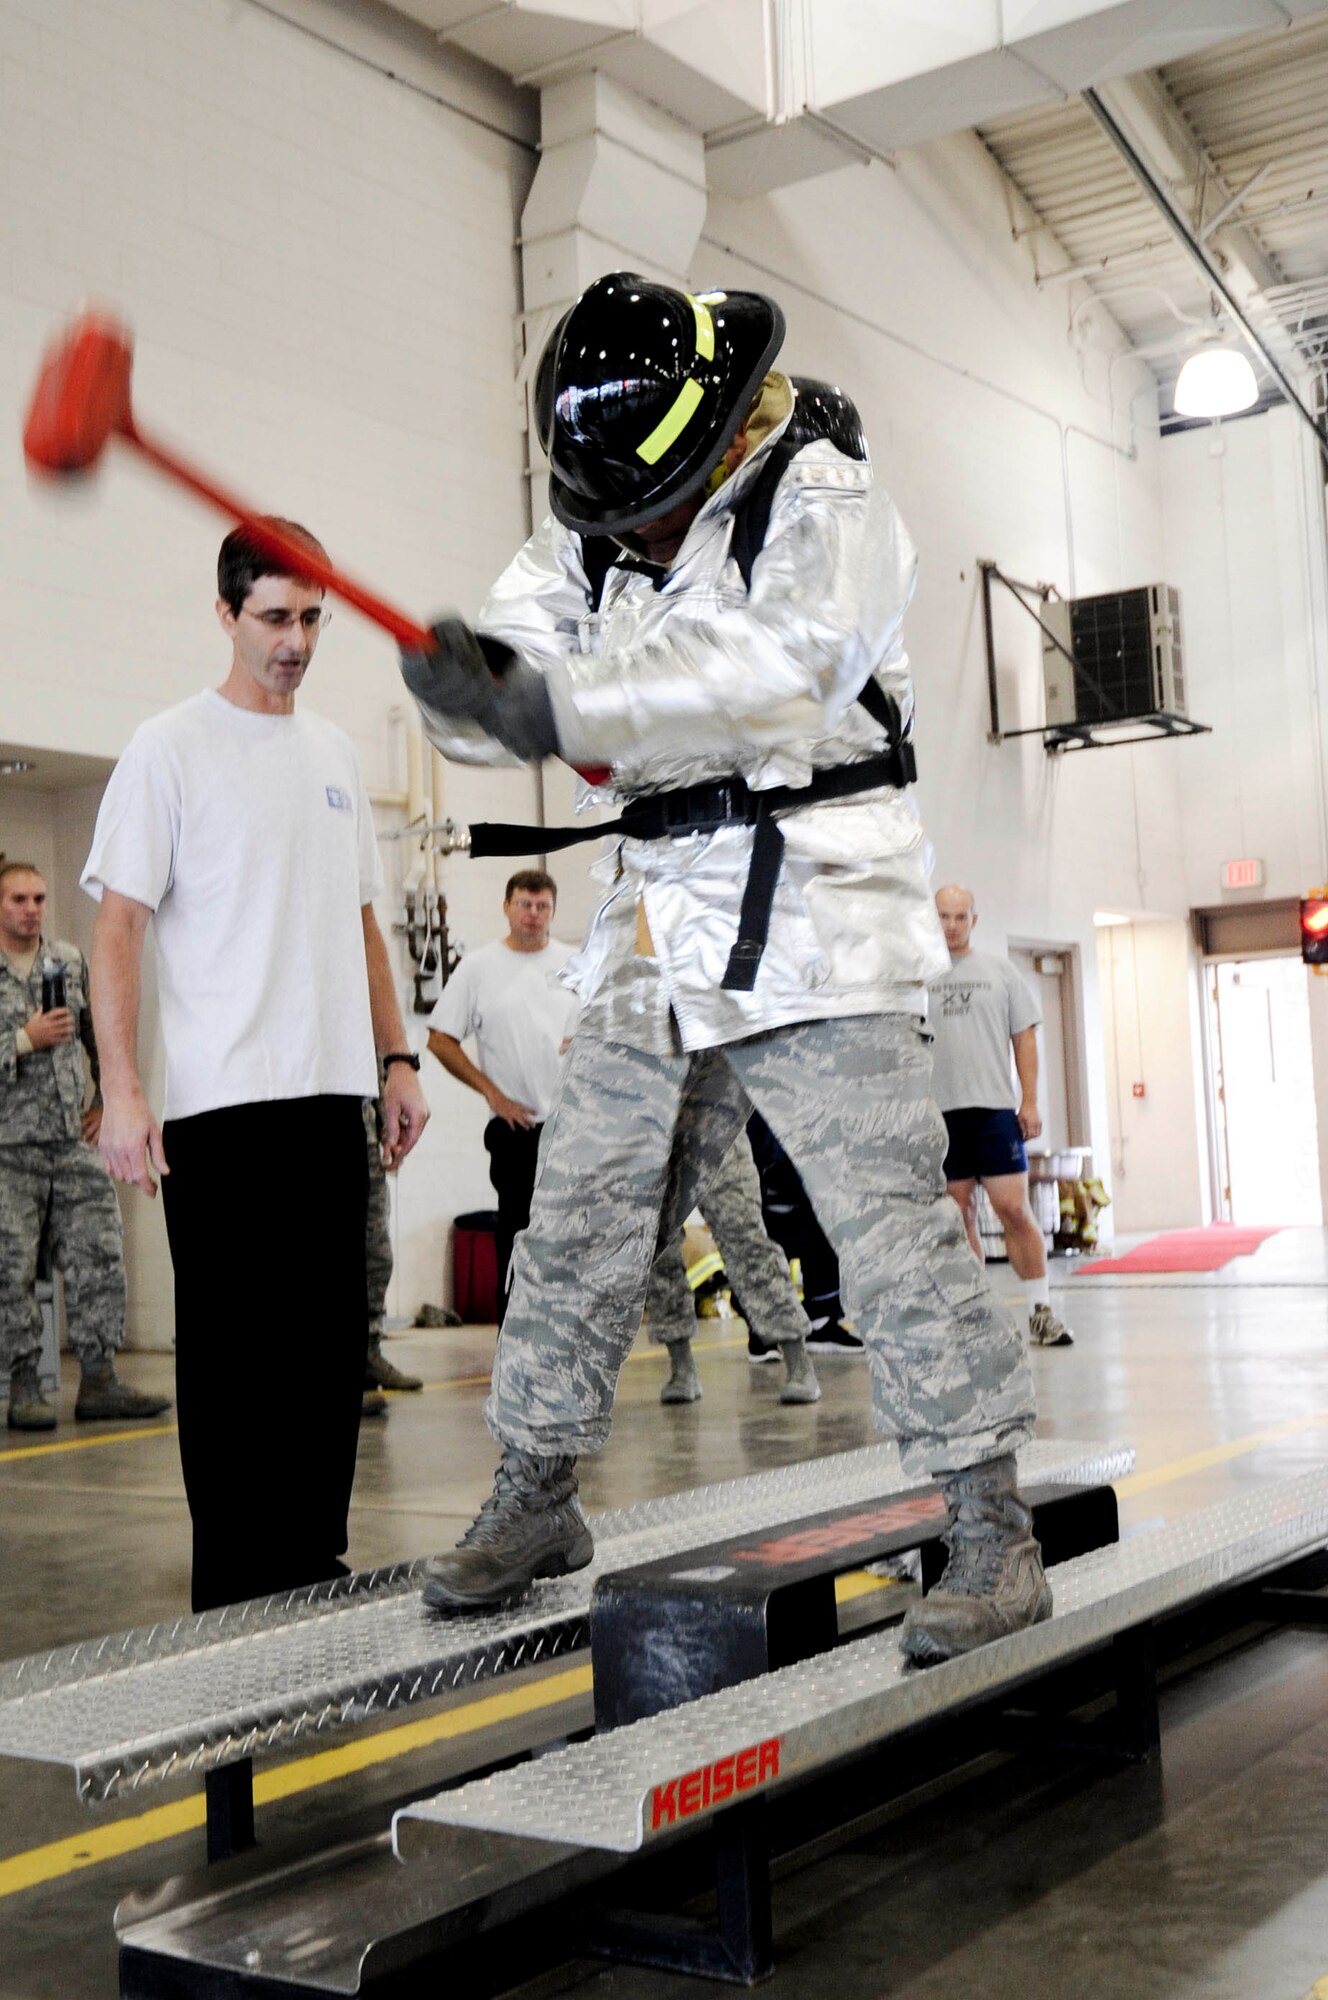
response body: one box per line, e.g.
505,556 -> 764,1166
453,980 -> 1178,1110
1076,1225 -> 1283,1275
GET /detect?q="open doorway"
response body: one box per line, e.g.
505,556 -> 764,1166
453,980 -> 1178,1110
973,943 -> 1087,1260
1009,944 -> 1087,1152
1204,955 -> 1322,1224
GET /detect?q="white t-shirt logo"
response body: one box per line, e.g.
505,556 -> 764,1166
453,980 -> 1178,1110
325,785 -> 352,812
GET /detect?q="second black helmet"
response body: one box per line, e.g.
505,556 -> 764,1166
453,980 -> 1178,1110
535,273 -> 786,536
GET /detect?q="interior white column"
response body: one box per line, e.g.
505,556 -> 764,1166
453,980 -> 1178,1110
519,71 -> 708,520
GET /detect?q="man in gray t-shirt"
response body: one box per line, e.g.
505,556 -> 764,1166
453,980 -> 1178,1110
929,886 -> 1073,1349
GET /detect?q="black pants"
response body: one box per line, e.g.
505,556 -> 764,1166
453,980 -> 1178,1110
747,1109 -> 843,1324
483,1117 -> 543,1326
161,1096 -> 369,1613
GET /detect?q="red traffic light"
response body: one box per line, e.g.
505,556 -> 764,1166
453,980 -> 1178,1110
1300,892 -> 1328,964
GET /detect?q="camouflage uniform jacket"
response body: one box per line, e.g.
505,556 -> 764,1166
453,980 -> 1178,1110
0,939 -> 98,1145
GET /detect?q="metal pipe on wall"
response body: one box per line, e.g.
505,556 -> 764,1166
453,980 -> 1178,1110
428,749 -> 448,895
1081,88 -> 1328,472
405,727 -> 425,837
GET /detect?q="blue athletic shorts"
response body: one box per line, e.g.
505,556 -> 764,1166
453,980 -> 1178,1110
941,1108 -> 1027,1183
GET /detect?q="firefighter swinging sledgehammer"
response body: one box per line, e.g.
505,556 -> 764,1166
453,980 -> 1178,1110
400,273 -> 1051,1668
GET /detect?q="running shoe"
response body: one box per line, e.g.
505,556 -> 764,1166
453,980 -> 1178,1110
805,1321 -> 865,1356
747,1331 -> 781,1364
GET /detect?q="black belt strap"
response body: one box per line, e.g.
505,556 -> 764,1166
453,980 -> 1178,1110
723,802 -> 784,991
472,817 -> 620,858
468,739 -> 916,990
469,743 -> 914,857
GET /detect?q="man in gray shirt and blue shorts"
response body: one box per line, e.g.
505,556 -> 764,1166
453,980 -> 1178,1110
929,885 -> 1073,1349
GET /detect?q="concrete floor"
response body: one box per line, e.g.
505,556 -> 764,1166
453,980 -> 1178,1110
3,1229 -> 1328,1997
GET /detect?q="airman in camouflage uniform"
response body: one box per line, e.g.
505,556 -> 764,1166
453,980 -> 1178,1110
645,1128 -> 819,1406
493,1011 -> 1031,1465
362,1084 -> 422,1408
0,863 -> 170,1430
405,273 -> 1052,1666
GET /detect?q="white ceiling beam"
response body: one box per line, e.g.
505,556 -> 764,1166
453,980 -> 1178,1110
1095,72 -> 1284,294
1198,162 -> 1274,241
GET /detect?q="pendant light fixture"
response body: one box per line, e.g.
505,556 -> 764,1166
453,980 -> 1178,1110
1174,344 -> 1259,418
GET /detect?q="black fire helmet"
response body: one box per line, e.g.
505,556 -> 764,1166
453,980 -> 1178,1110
535,273 -> 786,537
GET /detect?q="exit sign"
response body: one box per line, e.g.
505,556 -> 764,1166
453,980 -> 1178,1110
1221,858 -> 1265,891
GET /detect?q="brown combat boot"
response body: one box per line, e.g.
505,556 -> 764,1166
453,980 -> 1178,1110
423,1448 -> 594,1610
365,1337 -> 423,1391
75,1357 -> 171,1422
778,1335 -> 820,1404
900,1453 -> 1052,1667
660,1337 -> 702,1403
7,1360 -> 56,1431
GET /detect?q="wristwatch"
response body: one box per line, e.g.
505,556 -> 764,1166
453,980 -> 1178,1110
382,1051 -> 421,1072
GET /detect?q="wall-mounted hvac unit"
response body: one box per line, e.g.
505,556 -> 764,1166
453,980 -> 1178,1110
1041,585 -> 1185,727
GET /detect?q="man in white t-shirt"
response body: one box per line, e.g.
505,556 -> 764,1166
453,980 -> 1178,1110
427,870 -> 576,1322
82,520 -> 430,1611
929,885 -> 1073,1349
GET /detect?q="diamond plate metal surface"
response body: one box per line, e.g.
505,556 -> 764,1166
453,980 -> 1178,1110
0,1439 -> 1129,1801
394,1467 -> 1328,1856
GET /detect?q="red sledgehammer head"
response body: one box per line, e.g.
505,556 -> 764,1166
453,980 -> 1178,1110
23,312 -> 135,476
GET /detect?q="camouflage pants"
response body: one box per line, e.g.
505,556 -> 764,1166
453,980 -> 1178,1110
644,1129 -> 808,1347
363,1100 -> 392,1339
488,1016 -> 1035,1477
0,1139 -> 126,1370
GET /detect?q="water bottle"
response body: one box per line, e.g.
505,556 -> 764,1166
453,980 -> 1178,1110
41,958 -> 67,1013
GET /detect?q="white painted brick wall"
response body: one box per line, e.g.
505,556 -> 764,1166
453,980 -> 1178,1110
0,0 -> 542,1338
698,131 -> 1190,1220
11,0 -> 1326,1313
1162,408 -> 1328,910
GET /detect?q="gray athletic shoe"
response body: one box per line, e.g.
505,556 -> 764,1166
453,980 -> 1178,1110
422,1449 -> 595,1610
361,1389 -> 389,1418
75,1358 -> 171,1422
778,1336 -> 821,1405
660,1337 -> 702,1404
1029,1303 -> 1074,1348
7,1360 -> 56,1432
365,1340 -> 424,1391
899,1453 -> 1052,1668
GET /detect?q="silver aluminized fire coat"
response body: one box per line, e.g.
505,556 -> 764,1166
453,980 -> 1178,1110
412,380 -> 951,1052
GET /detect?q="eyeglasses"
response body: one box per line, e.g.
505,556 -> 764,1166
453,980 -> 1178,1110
240,606 -> 331,635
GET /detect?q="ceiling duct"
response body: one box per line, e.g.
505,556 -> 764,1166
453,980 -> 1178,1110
380,1 -> 1328,200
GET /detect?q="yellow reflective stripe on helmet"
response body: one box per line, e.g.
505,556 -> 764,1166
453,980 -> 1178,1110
636,376 -> 703,465
691,294 -> 716,361
634,294 -> 717,463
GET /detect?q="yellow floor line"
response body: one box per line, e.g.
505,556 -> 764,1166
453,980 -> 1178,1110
835,1570 -> 898,1604
3,1365 -> 1321,1898
1115,1408 -> 1328,1497
0,1664 -> 592,1901
0,1425 -> 177,1466
0,1335 -> 752,1461
410,1330 -> 748,1397
0,1572 -> 905,1904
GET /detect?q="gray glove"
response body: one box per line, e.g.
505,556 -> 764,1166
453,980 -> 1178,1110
400,618 -> 559,762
